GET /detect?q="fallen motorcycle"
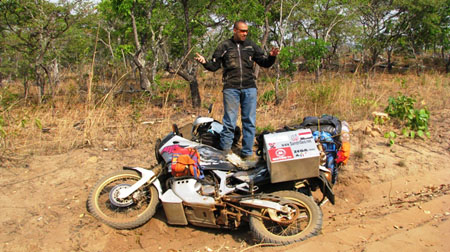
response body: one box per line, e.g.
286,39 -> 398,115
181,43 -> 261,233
87,113 -> 338,245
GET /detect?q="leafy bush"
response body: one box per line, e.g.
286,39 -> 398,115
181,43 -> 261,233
279,38 -> 329,76
260,90 -> 275,105
406,108 -> 430,138
308,83 -> 336,104
0,115 -> 6,138
384,94 -> 430,139
279,46 -> 301,76
384,131 -> 397,146
0,87 -> 20,109
156,79 -> 188,93
256,124 -> 274,134
352,97 -> 377,107
385,94 -> 416,121
298,38 -> 330,73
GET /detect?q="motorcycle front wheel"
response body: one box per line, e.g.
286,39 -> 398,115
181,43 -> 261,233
249,190 -> 322,245
87,170 -> 159,229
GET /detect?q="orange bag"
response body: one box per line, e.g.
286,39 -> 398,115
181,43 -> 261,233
171,154 -> 196,177
169,147 -> 203,178
336,142 -> 350,165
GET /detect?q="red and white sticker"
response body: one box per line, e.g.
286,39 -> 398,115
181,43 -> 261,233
268,147 -> 294,162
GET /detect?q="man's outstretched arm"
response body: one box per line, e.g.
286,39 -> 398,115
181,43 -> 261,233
194,44 -> 224,72
253,44 -> 279,68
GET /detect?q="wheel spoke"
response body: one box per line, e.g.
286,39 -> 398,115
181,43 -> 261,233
95,175 -> 151,220
88,170 -> 159,229
249,191 -> 322,244
261,200 -> 312,237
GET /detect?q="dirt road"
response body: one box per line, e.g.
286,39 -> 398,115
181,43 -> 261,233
1,110 -> 449,252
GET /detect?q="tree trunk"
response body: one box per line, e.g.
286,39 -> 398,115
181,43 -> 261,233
131,8 -> 152,92
52,58 -> 60,87
179,0 -> 201,108
315,68 -> 320,83
189,78 -> 201,108
151,58 -> 158,84
410,43 -> 423,76
32,63 -> 45,102
370,48 -> 379,70
0,57 -> 3,88
387,48 -> 393,73
133,52 -> 152,92
176,67 -> 201,108
36,71 -> 45,102
23,78 -> 29,100
446,54 -> 449,73
255,0 -> 274,78
40,64 -> 55,98
138,68 -> 152,91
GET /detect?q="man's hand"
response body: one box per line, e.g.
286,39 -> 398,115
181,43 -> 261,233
194,53 -> 206,64
269,47 -> 280,57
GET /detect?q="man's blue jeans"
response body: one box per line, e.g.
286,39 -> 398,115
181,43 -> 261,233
220,88 -> 257,157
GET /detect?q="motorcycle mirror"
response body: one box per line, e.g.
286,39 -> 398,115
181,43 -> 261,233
172,124 -> 180,135
208,104 -> 213,114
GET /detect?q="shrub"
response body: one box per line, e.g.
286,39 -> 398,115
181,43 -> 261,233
384,94 -> 430,139
0,115 -> 6,138
260,90 -> 275,105
0,87 -> 20,109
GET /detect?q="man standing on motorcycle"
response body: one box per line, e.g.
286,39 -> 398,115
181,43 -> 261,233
195,20 -> 279,160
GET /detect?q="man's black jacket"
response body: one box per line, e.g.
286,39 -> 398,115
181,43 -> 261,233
202,37 -> 276,90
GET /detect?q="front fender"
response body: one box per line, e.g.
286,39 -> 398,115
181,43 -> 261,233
122,166 -> 163,198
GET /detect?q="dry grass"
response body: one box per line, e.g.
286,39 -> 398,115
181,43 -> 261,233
0,70 -> 449,160
250,70 -> 449,131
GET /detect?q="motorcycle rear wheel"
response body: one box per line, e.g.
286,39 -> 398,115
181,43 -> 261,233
87,170 -> 159,229
249,190 -> 322,245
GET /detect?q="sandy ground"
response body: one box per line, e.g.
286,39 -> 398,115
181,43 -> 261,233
1,109 -> 449,252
